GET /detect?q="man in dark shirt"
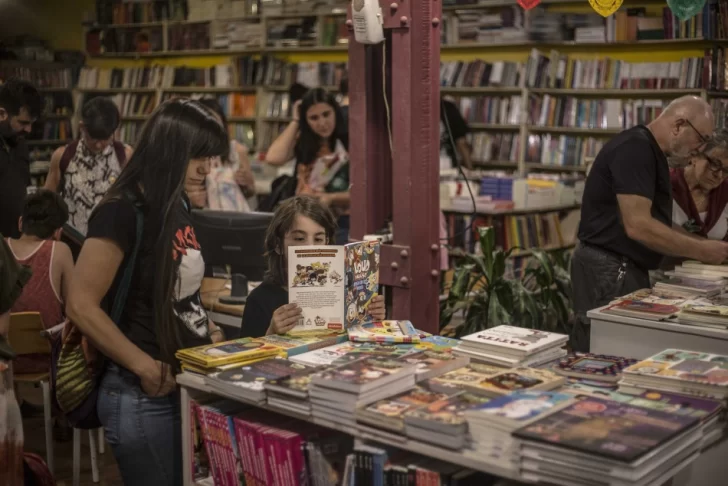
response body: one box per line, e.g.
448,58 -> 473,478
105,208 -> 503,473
573,95 -> 728,351
0,78 -> 43,238
440,97 -> 473,169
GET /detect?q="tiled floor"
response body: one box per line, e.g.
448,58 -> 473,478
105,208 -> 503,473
22,405 -> 123,485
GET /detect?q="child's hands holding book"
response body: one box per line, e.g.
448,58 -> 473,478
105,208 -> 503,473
268,303 -> 303,335
367,295 -> 386,321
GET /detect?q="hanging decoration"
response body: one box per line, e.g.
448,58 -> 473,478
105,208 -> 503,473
588,0 -> 624,17
517,0 -> 541,10
667,0 -> 707,21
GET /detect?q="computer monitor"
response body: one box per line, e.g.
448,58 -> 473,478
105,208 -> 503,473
190,209 -> 274,304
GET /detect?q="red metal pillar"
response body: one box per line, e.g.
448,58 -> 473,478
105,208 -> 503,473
348,1 -> 442,334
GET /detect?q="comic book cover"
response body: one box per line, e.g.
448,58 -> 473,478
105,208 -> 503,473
466,367 -> 565,397
403,392 -> 492,431
344,240 -> 381,328
288,245 -> 346,335
356,383 -> 456,431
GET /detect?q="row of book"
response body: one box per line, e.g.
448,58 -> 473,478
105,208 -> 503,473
84,92 -> 157,117
43,92 -> 74,116
452,95 -> 521,126
525,134 -> 604,168
0,65 -> 74,89
33,119 -> 72,142
179,324 -> 725,486
470,132 -> 520,165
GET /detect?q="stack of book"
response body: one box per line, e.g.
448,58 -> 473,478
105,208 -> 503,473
347,320 -> 422,344
464,390 -> 576,473
551,353 -> 639,385
676,302 -> 728,329
308,355 -> 417,428
619,349 -> 728,403
175,338 -> 283,375
514,397 -> 703,486
255,333 -> 349,357
428,364 -> 565,398
289,341 -> 418,366
453,325 -> 568,367
397,348 -> 470,381
265,366 -> 323,417
665,261 -> 728,295
205,358 -> 310,404
601,288 -> 686,321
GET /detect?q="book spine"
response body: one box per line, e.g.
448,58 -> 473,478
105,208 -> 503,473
232,418 -> 255,486
196,406 -> 222,486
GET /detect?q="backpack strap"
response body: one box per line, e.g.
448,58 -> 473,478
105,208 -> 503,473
109,191 -> 144,325
59,141 -> 79,176
113,141 -> 127,168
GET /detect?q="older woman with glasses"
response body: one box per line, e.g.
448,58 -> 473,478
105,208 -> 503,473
670,129 -> 728,241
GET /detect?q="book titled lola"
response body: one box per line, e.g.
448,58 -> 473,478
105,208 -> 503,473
287,241 -> 380,335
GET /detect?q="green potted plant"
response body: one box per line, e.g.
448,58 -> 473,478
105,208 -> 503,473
440,226 -> 573,340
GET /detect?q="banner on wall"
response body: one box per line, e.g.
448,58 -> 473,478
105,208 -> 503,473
588,0 -> 624,17
517,0 -> 542,10
667,0 -> 707,21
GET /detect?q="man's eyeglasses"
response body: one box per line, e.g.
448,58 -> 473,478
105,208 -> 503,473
683,119 -> 711,145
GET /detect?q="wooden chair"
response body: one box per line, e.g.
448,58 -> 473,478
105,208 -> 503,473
10,312 -> 104,485
9,312 -> 54,475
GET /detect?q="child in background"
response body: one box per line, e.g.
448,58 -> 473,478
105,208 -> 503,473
241,196 -> 385,338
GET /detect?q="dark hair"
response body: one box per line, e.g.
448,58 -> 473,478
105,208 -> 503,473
263,196 -> 338,286
339,76 -> 348,97
196,98 -> 228,129
0,77 -> 43,118
295,88 -> 348,166
21,189 -> 69,239
97,98 -> 228,367
289,83 -> 309,105
81,97 -> 120,139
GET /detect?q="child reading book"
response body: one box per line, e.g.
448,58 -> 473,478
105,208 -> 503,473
241,196 -> 385,337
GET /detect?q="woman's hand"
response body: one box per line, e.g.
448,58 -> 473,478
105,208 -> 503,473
367,294 -> 386,321
292,100 -> 303,122
234,167 -> 254,191
138,359 -> 177,397
209,323 -> 225,343
267,303 -> 302,335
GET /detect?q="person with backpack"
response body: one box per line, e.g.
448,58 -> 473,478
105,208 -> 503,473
65,99 -> 227,486
43,96 -> 133,235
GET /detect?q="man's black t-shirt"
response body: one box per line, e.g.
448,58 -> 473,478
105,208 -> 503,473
86,195 -> 211,362
0,139 -> 30,238
240,281 -> 287,338
578,125 -> 671,270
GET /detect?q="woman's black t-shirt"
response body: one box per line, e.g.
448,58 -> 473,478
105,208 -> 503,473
86,196 -> 212,362
240,281 -> 287,338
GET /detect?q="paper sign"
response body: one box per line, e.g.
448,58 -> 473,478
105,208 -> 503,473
517,0 -> 541,10
667,0 -> 707,21
588,0 -> 624,17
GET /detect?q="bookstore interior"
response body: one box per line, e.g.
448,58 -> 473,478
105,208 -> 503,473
5,0 -> 728,485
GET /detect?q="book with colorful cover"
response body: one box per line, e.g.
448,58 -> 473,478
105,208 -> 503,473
464,390 -> 576,430
465,367 -> 565,397
287,240 -> 380,335
513,397 -> 700,462
622,349 -> 728,391
176,338 -> 282,368
289,341 -> 418,367
553,353 -> 639,383
460,326 -> 568,357
415,335 -> 461,351
206,358 -> 309,393
602,300 -> 680,320
264,366 -> 323,399
403,392 -> 492,432
311,355 -> 417,393
356,382 -> 458,431
347,320 -> 421,344
255,333 -> 348,357
428,363 -> 505,394
397,349 -> 470,380
614,288 -> 690,306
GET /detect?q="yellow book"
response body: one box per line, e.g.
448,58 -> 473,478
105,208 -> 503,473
180,355 -> 276,375
175,338 -> 282,368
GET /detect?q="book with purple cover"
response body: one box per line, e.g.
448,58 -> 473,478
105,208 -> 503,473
513,397 -> 699,462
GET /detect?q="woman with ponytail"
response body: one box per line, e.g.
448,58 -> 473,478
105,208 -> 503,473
66,99 -> 228,486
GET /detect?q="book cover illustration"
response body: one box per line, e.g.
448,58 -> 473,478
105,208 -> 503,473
288,245 -> 346,335
404,392 -> 492,427
629,390 -> 723,420
266,366 -> 323,395
176,338 -> 282,368
513,397 -> 699,462
208,358 -> 309,392
429,363 -> 504,392
347,320 -> 420,344
461,325 -> 567,354
416,335 -> 461,351
468,368 -> 564,396
467,390 -> 575,424
605,300 -> 680,316
616,288 -> 690,306
314,356 -> 413,387
399,349 -> 468,377
360,385 -> 453,426
344,240 -> 380,328
623,349 -> 728,387
554,353 -> 639,382
291,341 -> 418,366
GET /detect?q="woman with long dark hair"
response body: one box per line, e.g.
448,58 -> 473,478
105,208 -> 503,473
265,88 -> 350,243
66,99 -> 228,486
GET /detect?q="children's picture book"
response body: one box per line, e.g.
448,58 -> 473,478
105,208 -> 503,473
404,392 -> 492,431
206,358 -> 309,393
288,241 -> 380,335
255,333 -> 348,357
460,325 -> 568,357
415,335 -> 461,351
264,366 -> 324,399
310,355 -> 416,394
347,320 -> 421,344
464,390 -> 576,430
356,384 -> 455,431
513,397 -> 700,462
622,349 -> 728,388
175,338 -> 282,369
397,349 -> 470,381
289,341 -> 418,367
552,353 -> 639,383
428,363 -> 505,394
466,367 -> 565,397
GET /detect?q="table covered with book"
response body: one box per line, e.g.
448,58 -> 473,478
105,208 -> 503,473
176,322 -> 728,486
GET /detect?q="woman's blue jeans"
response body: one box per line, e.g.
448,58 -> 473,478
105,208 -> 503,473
97,363 -> 181,486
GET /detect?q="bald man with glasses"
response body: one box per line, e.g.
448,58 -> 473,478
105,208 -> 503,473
572,95 -> 728,352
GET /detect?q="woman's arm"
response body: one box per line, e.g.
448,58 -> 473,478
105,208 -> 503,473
55,241 -> 75,303
264,121 -> 298,166
66,238 -> 167,390
320,191 -> 350,207
233,141 -> 256,197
